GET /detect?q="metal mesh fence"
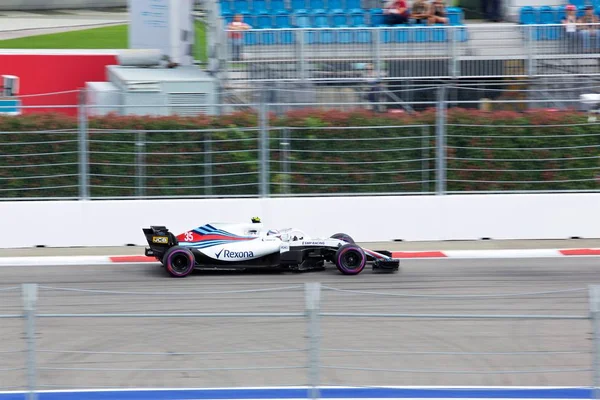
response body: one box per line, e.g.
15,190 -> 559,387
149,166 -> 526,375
269,125 -> 435,195
4,83 -> 600,199
0,129 -> 79,199
88,127 -> 261,198
319,284 -> 593,387
0,283 -> 597,391
444,123 -> 600,192
30,284 -> 308,390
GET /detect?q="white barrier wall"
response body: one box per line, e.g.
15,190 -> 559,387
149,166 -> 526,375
2,193 -> 600,248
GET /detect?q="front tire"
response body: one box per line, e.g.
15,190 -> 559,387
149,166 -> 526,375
334,244 -> 366,275
164,246 -> 195,278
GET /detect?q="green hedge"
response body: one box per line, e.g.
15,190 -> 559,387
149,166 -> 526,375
1,108 -> 598,198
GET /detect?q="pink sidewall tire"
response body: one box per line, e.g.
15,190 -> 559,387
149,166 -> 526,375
164,246 -> 195,278
335,244 -> 366,275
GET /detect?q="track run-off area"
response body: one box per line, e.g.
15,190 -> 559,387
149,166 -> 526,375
1,244 -> 600,393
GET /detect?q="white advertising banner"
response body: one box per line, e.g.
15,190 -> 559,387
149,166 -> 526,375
128,0 -> 194,65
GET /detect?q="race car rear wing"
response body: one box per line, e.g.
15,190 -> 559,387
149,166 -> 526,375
142,226 -> 178,260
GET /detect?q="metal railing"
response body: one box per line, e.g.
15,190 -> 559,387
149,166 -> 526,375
0,282 -> 597,398
219,23 -> 600,81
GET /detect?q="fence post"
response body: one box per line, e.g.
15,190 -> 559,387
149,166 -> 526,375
136,130 -> 146,198
590,285 -> 600,400
305,282 -> 321,400
205,130 -> 213,197
449,26 -> 458,78
297,29 -> 307,80
259,101 -> 270,197
526,25 -> 535,77
22,283 -> 38,400
281,127 -> 290,195
373,27 -> 382,76
435,85 -> 447,195
78,89 -> 89,199
422,125 -> 429,193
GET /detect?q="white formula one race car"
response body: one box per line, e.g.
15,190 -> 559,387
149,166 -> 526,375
143,218 -> 400,277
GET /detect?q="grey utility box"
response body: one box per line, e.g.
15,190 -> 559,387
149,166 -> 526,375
101,65 -> 218,116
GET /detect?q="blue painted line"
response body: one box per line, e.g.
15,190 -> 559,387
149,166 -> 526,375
0,387 -> 593,400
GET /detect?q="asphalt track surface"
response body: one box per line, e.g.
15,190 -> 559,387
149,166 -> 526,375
1,254 -> 599,391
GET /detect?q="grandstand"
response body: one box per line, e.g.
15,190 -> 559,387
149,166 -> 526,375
201,0 -> 600,111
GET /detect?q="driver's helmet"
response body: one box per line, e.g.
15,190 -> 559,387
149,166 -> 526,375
251,216 -> 261,223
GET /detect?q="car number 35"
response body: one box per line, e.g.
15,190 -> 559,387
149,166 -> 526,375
184,231 -> 194,241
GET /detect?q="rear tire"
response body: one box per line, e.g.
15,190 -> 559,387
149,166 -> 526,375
335,244 -> 366,275
164,246 -> 195,278
330,232 -> 355,243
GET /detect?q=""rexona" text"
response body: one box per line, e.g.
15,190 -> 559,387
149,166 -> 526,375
215,249 -> 255,259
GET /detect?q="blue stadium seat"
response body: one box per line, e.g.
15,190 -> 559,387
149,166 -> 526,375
310,0 -> 326,10
393,26 -> 409,43
336,28 -> 353,43
327,0 -> 344,10
274,11 -> 294,43
577,5 -> 586,17
260,29 -> 277,45
519,6 -> 537,24
346,0 -> 361,11
294,10 -> 312,26
256,13 -> 273,27
314,9 -> 330,26
319,29 -> 336,43
242,14 -> 256,25
378,27 -> 391,43
350,10 -> 366,25
275,10 -> 292,27
220,0 -> 233,16
331,9 -> 348,26
556,5 -> 567,22
253,0 -> 268,13
431,25 -> 448,42
446,7 -> 463,25
313,10 -> 334,42
270,0 -> 286,12
243,30 -> 257,45
370,8 -> 384,26
539,5 -> 556,23
453,25 -> 469,42
537,6 -> 560,40
234,0 -> 250,14
570,0 -> 585,8
291,0 -> 307,9
410,25 -> 430,42
350,11 -> 370,42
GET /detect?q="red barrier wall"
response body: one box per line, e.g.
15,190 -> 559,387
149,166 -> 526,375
0,51 -> 119,116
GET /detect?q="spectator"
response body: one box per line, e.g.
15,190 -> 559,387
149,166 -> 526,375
411,0 -> 430,24
383,0 -> 410,25
562,4 -> 579,50
428,0 -> 449,24
578,6 -> 600,52
228,14 -> 251,61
